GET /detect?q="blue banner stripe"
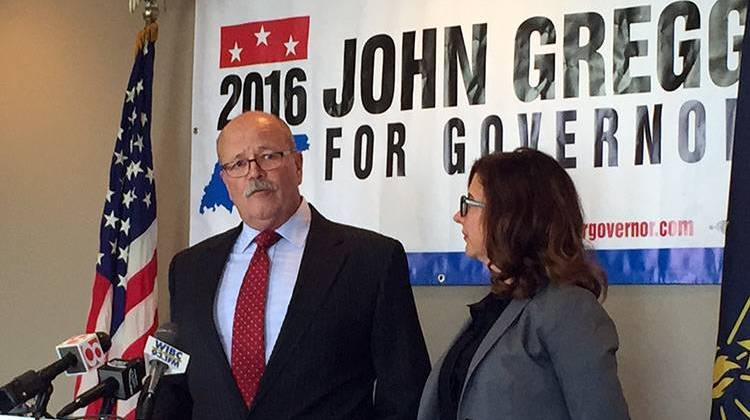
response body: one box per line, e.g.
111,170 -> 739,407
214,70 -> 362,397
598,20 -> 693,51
407,248 -> 724,285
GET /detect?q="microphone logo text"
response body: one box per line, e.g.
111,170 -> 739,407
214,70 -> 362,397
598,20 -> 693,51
151,340 -> 183,369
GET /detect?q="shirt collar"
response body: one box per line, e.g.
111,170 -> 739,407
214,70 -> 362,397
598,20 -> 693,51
468,292 -> 510,320
235,198 -> 311,252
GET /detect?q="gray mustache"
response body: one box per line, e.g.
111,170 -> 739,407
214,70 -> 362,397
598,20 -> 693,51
243,178 -> 278,197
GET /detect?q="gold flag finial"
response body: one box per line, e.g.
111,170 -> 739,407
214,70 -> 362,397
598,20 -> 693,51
129,0 -> 159,25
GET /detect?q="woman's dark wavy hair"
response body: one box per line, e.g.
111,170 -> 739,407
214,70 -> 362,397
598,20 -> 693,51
469,147 -> 606,299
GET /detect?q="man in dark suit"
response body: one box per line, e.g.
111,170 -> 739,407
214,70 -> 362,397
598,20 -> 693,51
155,111 -> 430,419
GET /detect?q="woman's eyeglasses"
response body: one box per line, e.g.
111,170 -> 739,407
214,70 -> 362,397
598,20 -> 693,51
460,195 -> 485,217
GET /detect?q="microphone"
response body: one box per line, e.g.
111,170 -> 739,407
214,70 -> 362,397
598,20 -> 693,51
55,332 -> 112,375
56,358 -> 146,418
0,332 -> 111,414
136,323 -> 190,420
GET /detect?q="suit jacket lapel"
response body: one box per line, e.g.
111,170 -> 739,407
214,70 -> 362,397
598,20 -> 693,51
197,224 -> 242,360
195,225 -> 248,414
250,206 -> 347,409
459,298 -> 531,400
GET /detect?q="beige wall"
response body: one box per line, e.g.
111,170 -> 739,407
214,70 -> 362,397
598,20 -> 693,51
0,0 -> 194,410
0,2 -> 720,419
414,285 -> 720,420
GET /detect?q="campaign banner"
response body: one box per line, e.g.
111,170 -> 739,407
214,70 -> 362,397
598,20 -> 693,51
190,0 -> 745,285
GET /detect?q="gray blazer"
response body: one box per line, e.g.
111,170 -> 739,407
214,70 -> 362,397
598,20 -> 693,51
418,283 -> 630,420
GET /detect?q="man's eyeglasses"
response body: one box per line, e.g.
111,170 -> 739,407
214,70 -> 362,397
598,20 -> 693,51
220,150 -> 295,178
460,195 -> 485,217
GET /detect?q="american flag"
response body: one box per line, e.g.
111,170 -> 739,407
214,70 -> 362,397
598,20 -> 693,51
74,39 -> 159,419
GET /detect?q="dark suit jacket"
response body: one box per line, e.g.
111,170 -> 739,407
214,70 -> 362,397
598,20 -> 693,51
155,206 -> 430,420
418,283 -> 630,420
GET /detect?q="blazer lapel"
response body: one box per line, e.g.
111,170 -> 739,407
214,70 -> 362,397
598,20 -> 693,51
250,207 -> 347,409
419,318 -> 471,420
459,298 -> 531,399
194,225 -> 248,413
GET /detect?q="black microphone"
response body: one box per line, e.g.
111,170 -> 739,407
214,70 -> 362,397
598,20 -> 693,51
57,379 -> 117,419
136,323 -> 189,420
56,358 -> 146,419
0,332 -> 112,414
145,324 -> 177,396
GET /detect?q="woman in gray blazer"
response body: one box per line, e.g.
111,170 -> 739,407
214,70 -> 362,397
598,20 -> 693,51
418,148 -> 630,420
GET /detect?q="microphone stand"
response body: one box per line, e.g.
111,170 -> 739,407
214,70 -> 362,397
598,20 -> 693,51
99,396 -> 117,418
7,401 -> 32,416
31,384 -> 53,420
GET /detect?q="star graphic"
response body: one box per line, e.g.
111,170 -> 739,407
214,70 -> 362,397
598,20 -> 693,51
118,246 -> 129,263
143,192 -> 152,208
128,110 -> 137,125
229,42 -> 243,62
126,161 -> 144,180
136,79 -> 144,94
103,211 -> 119,229
133,135 -> 145,153
118,274 -> 129,289
120,218 -> 131,236
122,189 -> 137,208
125,87 -> 135,103
109,240 -> 118,255
145,167 -> 155,184
255,25 -> 271,46
97,252 -> 104,266
141,112 -> 148,127
106,189 -> 114,203
284,35 -> 299,56
114,151 -> 128,165
123,189 -> 137,208
117,127 -> 123,141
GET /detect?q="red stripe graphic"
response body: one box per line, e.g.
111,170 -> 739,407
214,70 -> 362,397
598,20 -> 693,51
220,16 -> 310,68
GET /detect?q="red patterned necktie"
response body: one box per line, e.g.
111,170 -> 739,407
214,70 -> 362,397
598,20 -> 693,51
231,229 -> 281,407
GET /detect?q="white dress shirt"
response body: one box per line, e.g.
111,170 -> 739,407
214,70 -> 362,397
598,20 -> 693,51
214,199 -> 311,362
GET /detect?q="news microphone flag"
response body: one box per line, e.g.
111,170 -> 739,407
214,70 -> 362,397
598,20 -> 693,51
711,5 -> 750,420
56,333 -> 109,375
144,335 -> 190,376
220,16 -> 310,68
75,25 -> 160,420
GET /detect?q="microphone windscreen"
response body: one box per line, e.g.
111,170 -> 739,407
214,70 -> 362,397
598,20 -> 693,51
98,358 -> 146,400
153,323 -> 178,346
95,331 -> 112,353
